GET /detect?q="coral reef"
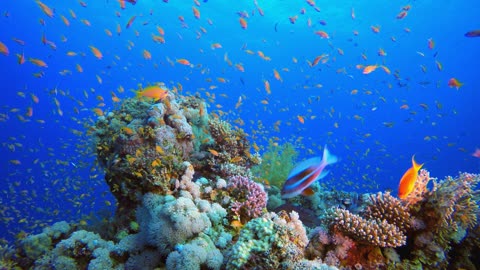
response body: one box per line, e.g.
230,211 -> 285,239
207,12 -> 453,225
225,211 -> 310,269
251,140 -> 298,189
227,175 -> 267,224
364,191 -> 412,233
333,207 -> 406,248
7,92 -> 480,270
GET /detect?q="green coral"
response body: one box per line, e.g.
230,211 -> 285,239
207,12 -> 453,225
251,140 -> 298,188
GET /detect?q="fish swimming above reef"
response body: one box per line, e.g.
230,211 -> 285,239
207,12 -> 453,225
398,155 -> 423,199
281,145 -> 338,199
135,85 -> 168,101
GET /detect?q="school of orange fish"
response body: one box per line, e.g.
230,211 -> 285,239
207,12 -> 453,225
0,0 -> 478,242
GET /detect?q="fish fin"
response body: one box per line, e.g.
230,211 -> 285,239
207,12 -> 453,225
301,187 -> 315,196
287,157 -> 323,179
411,155 -> 423,171
323,145 -> 338,165
316,170 -> 329,180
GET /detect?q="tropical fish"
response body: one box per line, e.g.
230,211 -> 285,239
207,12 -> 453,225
472,148 -> 480,158
465,30 -> 480,37
281,145 -> 338,199
398,155 -> 423,199
89,46 -> 103,59
239,17 -> 247,29
362,64 -> 378,74
0,41 -> 9,56
136,85 -> 168,101
447,78 -> 463,89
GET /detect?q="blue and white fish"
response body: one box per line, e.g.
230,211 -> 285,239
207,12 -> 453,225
281,145 -> 338,199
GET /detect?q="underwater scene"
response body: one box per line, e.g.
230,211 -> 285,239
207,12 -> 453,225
1,0 -> 480,269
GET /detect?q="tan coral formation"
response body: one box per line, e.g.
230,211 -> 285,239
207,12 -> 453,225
364,191 -> 412,233
333,208 -> 406,248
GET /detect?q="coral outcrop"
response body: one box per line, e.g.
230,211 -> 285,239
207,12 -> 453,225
7,90 -> 480,270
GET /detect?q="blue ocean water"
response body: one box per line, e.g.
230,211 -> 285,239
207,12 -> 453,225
0,0 -> 479,243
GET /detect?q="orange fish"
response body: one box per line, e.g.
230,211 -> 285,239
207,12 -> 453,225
192,6 -> 200,19
427,38 -> 435,49
176,58 -> 193,67
398,155 -> 423,199
36,0 -> 54,18
264,80 -> 271,94
208,149 -> 219,156
89,46 -> 103,59
29,58 -> 48,67
362,64 -> 378,74
239,17 -> 247,29
297,115 -> 305,124
0,41 -> 9,56
447,78 -> 463,89
136,85 -> 168,101
273,69 -> 282,82
315,30 -> 329,39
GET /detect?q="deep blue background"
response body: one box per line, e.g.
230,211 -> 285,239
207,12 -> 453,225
0,0 -> 479,242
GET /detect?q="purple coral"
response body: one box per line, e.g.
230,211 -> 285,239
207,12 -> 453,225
227,175 -> 267,223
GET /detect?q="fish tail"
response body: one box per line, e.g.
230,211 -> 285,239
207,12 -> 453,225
411,155 -> 423,171
323,145 -> 338,165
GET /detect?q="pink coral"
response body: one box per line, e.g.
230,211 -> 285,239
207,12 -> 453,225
227,175 -> 267,223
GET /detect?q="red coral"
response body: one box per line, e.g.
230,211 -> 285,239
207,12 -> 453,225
227,175 -> 267,223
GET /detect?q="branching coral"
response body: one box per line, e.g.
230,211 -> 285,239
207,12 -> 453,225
401,169 -> 432,206
333,208 -> 406,248
227,175 -> 267,224
364,191 -> 412,233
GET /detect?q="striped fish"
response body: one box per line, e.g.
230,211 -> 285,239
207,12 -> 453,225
281,145 -> 338,199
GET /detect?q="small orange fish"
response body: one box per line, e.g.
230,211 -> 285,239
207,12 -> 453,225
297,115 -> 305,124
192,6 -> 200,19
427,38 -> 435,50
239,17 -> 247,29
89,46 -> 103,59
371,25 -> 381,33
398,155 -> 423,199
273,69 -> 282,82
29,58 -> 48,67
264,80 -> 271,94
208,149 -> 219,156
0,41 -> 9,56
176,58 -> 193,67
136,85 -> 168,101
362,64 -> 378,74
315,30 -> 329,39
447,78 -> 463,89
36,0 -> 54,18
211,43 -> 222,49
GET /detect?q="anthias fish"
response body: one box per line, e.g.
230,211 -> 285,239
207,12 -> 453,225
281,145 -> 338,199
398,155 -> 423,199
